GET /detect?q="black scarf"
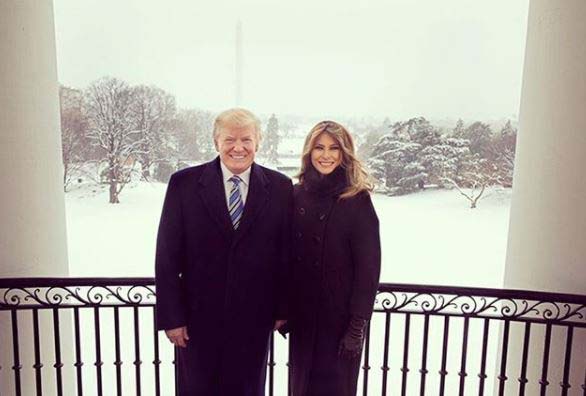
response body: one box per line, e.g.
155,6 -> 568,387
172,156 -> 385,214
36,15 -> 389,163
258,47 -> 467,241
303,165 -> 349,198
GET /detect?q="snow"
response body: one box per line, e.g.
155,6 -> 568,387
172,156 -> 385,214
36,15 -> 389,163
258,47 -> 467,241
66,181 -> 511,288
64,180 -> 511,395
275,135 -> 306,156
66,182 -> 166,276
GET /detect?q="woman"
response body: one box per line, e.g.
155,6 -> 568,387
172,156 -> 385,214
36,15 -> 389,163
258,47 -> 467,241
289,121 -> 381,396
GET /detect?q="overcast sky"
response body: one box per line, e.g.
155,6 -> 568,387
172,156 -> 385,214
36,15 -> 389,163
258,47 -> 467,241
53,0 -> 529,120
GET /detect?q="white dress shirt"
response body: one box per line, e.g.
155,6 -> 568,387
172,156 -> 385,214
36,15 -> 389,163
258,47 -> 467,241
220,161 -> 251,209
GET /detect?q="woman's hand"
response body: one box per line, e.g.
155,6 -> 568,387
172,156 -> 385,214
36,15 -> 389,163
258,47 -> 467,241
338,317 -> 367,359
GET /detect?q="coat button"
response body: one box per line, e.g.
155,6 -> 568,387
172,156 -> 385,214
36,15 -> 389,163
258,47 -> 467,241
313,260 -> 320,267
296,232 -> 303,239
319,214 -> 326,221
296,256 -> 302,262
313,236 -> 321,243
299,207 -> 306,215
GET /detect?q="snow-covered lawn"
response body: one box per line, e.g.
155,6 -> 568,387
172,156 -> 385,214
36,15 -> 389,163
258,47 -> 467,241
66,181 -> 511,288
64,181 -> 511,395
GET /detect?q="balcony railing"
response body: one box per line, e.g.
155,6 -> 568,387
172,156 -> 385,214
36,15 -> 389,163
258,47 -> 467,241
0,278 -> 584,396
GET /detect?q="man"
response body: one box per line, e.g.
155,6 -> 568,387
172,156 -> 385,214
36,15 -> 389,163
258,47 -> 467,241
155,108 -> 292,395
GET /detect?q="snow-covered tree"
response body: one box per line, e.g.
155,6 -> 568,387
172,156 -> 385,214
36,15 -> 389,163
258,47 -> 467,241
409,118 -> 442,147
398,162 -> 427,192
84,77 -> 142,203
464,121 -> 493,158
386,117 -> 440,146
418,137 -> 470,187
170,109 -> 215,165
452,118 -> 466,138
491,120 -> 517,187
441,152 -> 500,208
129,85 -> 176,180
499,119 -> 516,138
368,116 -> 513,201
368,135 -> 424,195
357,118 -> 391,160
369,117 -> 446,193
59,86 -> 89,191
264,114 -> 280,164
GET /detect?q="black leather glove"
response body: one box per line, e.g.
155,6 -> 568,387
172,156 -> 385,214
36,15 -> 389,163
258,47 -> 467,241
338,317 -> 367,359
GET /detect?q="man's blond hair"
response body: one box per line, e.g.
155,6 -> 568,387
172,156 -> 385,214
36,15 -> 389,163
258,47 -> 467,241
213,108 -> 262,148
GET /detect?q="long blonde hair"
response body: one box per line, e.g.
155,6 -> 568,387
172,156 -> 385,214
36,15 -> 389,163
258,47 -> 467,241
298,121 -> 374,199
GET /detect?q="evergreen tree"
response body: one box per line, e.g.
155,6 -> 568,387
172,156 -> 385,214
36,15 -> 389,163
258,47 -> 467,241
264,114 -> 280,164
418,137 -> 470,187
492,120 -> 517,187
500,119 -> 516,137
408,117 -> 442,147
452,118 -> 466,138
357,118 -> 389,160
464,121 -> 493,158
368,117 -> 444,194
368,135 -> 423,195
365,116 -> 504,198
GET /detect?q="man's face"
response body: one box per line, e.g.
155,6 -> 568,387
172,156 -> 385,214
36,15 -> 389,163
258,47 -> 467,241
215,124 -> 258,174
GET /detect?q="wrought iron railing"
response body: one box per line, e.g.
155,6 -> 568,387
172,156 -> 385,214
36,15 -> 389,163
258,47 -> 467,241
0,278 -> 584,396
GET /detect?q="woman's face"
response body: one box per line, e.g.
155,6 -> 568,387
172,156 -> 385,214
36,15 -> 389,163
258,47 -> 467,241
310,133 -> 342,175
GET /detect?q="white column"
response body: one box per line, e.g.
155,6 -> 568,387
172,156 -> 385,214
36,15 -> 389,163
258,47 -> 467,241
503,0 -> 586,393
0,1 -> 71,395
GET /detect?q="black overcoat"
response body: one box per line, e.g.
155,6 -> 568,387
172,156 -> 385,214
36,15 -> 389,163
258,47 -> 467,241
155,157 -> 293,396
289,172 -> 381,396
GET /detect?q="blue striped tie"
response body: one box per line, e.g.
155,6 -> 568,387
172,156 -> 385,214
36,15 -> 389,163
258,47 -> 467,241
228,176 -> 244,229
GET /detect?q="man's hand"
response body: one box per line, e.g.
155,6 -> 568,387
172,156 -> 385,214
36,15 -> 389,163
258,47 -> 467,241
274,320 -> 287,331
165,326 -> 189,348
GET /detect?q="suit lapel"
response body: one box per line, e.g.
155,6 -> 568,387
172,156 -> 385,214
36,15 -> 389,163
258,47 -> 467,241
197,157 -> 234,240
233,163 -> 270,245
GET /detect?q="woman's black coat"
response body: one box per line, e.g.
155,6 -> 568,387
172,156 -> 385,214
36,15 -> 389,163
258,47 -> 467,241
289,168 -> 381,396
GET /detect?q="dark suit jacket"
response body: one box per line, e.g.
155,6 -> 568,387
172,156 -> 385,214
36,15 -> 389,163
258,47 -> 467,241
155,157 -> 293,396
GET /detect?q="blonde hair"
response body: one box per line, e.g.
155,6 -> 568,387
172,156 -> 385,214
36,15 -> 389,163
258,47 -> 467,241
298,120 -> 374,199
213,108 -> 262,149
